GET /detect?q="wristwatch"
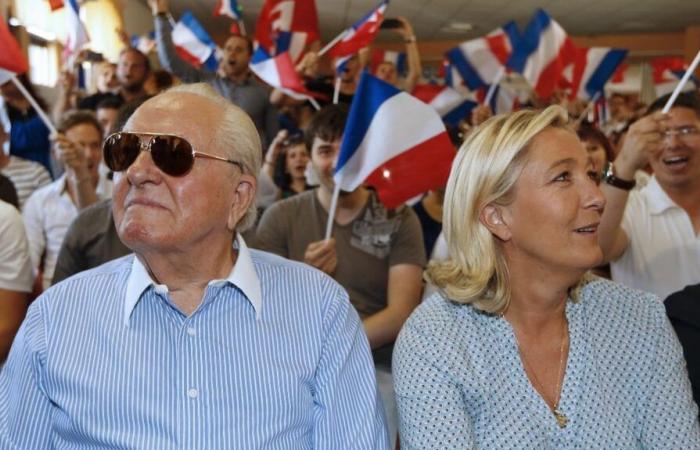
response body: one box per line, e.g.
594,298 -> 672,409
602,162 -> 636,191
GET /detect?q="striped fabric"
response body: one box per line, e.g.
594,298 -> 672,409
0,155 -> 51,210
0,237 -> 389,449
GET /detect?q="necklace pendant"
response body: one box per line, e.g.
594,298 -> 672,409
553,407 -> 568,429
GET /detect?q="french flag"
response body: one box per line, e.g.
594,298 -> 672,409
445,22 -> 519,91
327,1 -> 388,58
412,84 -> 477,126
172,11 -> 219,71
370,49 -> 407,76
652,57 -> 699,97
249,47 -> 322,104
568,47 -> 627,100
254,0 -> 320,63
507,9 -> 576,99
214,0 -> 242,21
131,31 -> 156,55
334,72 -> 456,208
0,15 -> 29,78
65,0 -> 89,55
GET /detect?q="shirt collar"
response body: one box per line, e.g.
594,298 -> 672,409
123,233 -> 262,326
645,175 -> 680,215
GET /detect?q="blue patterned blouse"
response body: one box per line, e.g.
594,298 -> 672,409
394,278 -> 700,449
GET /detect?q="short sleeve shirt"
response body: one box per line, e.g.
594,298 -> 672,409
255,190 -> 426,318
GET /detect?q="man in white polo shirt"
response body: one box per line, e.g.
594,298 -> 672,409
598,92 -> 700,298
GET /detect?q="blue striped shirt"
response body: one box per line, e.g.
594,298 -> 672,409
0,236 -> 389,449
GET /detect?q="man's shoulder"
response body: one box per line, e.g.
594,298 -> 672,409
73,199 -> 113,226
264,190 -> 316,217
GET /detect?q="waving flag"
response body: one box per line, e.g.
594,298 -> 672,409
566,47 -> 627,100
370,49 -> 407,76
334,72 -> 456,208
0,16 -> 29,76
131,31 -> 156,55
65,0 -> 89,56
412,84 -> 477,126
250,47 -> 323,104
327,1 -> 388,58
445,22 -> 519,91
254,0 -> 320,62
507,9 -> 576,99
172,11 -> 219,71
215,0 -> 242,20
652,57 -> 699,97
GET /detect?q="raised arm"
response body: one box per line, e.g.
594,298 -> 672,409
149,0 -> 206,83
395,17 -> 422,93
598,112 -> 665,262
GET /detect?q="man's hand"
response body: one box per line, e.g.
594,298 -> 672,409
147,0 -> 169,15
393,17 -> 415,40
614,111 -> 667,179
295,52 -> 320,78
53,134 -> 89,180
470,104 -> 493,127
303,238 -> 337,275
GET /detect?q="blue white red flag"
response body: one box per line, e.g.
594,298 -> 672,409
131,31 -> 156,55
370,49 -> 407,76
334,72 -> 456,208
172,12 -> 219,71
411,83 -> 477,126
327,1 -> 388,58
507,9 -> 576,99
214,0 -> 242,21
65,0 -> 89,56
445,22 -> 519,91
652,57 -> 699,97
0,14 -> 28,77
254,0 -> 320,63
250,47 -> 322,103
567,47 -> 627,100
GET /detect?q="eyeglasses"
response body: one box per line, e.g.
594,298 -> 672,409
662,126 -> 700,142
103,132 -> 243,177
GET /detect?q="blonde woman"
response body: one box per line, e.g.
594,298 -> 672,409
393,106 -> 700,449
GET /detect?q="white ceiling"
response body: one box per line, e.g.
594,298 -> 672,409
162,0 -> 700,43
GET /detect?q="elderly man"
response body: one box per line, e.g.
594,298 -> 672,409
599,92 -> 700,298
0,83 -> 388,449
149,0 -> 278,147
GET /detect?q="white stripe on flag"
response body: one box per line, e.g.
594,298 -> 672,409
336,92 -> 446,191
172,23 -> 214,62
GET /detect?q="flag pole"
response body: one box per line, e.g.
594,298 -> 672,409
238,20 -> 247,36
484,67 -> 505,106
318,30 -> 348,57
575,91 -> 601,126
333,77 -> 341,104
324,183 -> 341,240
10,76 -> 57,134
662,49 -> 700,114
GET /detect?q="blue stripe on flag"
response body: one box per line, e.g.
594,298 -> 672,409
584,49 -> 627,99
446,47 -> 487,91
442,100 -> 477,126
335,72 -> 401,173
251,47 -> 271,64
506,9 -> 550,73
180,11 -> 217,49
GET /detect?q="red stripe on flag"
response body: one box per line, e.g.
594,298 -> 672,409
0,16 -> 29,74
365,132 -> 456,209
174,47 -> 204,68
48,0 -> 65,10
534,38 -> 576,99
486,34 -> 510,65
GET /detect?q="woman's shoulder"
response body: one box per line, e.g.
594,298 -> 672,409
577,276 -> 665,332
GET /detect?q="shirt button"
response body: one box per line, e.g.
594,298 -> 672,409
187,388 -> 198,399
186,327 -> 196,336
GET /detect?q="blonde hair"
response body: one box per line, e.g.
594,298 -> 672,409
160,83 -> 262,231
426,105 -> 574,314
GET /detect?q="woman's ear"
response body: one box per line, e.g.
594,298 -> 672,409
479,203 -> 512,242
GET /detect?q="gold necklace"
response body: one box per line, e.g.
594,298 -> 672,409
514,321 -> 569,429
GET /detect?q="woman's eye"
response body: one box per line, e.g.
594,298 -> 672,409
553,171 -> 571,182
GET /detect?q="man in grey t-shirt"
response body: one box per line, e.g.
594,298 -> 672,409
255,104 -> 425,444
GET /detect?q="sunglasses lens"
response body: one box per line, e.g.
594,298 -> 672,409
103,133 -> 141,172
150,135 -> 194,176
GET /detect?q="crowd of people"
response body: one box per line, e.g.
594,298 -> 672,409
1,2 -> 699,448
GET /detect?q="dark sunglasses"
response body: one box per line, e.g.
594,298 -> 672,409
103,132 -> 243,177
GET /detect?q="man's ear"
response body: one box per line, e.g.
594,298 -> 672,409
227,174 -> 256,231
479,203 -> 512,242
